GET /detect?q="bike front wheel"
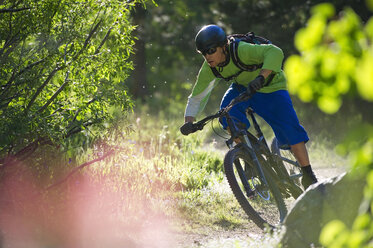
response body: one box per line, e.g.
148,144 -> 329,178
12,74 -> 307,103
224,145 -> 287,229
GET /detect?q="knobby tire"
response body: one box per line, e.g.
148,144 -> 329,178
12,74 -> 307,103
224,146 -> 287,229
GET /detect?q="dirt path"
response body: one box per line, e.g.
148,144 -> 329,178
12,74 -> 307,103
314,166 -> 347,182
173,166 -> 346,248
171,132 -> 348,247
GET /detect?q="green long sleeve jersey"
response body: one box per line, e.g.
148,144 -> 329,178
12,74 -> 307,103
184,41 -> 287,118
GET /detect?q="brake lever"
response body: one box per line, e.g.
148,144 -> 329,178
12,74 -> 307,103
193,122 -> 206,131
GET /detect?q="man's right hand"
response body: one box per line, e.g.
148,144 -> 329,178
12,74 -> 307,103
180,122 -> 194,135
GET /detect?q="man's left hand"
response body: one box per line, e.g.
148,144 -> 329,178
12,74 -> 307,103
248,75 -> 265,91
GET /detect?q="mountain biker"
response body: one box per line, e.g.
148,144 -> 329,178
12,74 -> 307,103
181,24 -> 318,189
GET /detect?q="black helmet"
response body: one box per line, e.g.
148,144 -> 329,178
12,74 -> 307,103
195,25 -> 227,54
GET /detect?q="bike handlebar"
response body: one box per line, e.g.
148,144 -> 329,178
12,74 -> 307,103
180,89 -> 255,136
227,89 -> 252,107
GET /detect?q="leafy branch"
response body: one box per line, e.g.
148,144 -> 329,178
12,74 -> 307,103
36,20 -> 103,114
0,137 -> 53,167
0,57 -> 48,101
0,0 -> 141,160
25,65 -> 64,113
25,19 -> 102,114
0,7 -> 30,14
44,149 -> 115,191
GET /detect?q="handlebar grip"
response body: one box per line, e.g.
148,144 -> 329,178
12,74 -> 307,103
180,122 -> 195,136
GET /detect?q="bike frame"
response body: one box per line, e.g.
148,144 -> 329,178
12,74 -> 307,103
185,91 -> 302,190
243,108 -> 303,182
222,108 -> 271,196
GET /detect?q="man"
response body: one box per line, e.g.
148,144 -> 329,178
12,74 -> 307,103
181,24 -> 318,189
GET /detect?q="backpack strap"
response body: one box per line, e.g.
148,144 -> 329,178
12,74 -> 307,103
211,67 -> 242,81
229,37 -> 263,72
210,36 -> 275,85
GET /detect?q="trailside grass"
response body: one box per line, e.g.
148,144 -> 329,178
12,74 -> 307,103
0,103 -> 348,248
77,106 -> 347,246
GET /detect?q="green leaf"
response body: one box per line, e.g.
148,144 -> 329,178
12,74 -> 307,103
317,95 -> 341,114
319,220 -> 348,247
312,3 -> 335,18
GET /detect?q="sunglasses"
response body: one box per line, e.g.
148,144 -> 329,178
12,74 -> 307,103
201,47 -> 217,56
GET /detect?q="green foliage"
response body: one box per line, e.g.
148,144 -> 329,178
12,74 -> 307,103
284,2 -> 373,248
0,0 -> 150,160
129,103 -> 225,190
285,3 -> 373,170
285,3 -> 373,113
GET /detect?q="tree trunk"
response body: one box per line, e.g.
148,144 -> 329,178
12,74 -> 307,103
130,4 -> 148,100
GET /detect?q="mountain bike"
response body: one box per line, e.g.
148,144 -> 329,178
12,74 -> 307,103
181,90 -> 304,229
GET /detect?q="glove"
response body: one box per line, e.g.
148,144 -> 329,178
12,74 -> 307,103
180,122 -> 194,135
248,75 -> 265,92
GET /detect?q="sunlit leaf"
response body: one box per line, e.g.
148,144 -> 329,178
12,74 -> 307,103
284,55 -> 314,94
353,140 -> 373,167
319,220 -> 348,246
335,75 -> 350,94
347,230 -> 369,248
295,15 -> 326,51
298,84 -> 314,102
317,95 -> 341,114
311,3 -> 335,18
320,50 -> 338,78
355,53 -> 373,101
353,213 -> 371,230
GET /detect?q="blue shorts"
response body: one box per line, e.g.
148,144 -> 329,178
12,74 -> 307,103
219,83 -> 309,148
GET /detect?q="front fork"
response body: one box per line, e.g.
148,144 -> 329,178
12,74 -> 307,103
225,116 -> 269,190
242,134 -> 269,188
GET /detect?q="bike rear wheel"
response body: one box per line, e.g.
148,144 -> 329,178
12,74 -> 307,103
224,145 -> 287,229
270,138 -> 303,198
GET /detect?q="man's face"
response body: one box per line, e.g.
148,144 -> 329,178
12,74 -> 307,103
202,46 -> 225,68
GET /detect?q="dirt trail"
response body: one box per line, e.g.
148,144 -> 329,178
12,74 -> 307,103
314,166 -> 347,182
173,165 -> 346,248
172,132 -> 348,247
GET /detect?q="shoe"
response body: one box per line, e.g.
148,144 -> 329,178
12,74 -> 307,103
301,171 -> 318,190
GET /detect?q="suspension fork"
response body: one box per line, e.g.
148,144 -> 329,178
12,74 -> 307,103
225,114 -> 269,187
241,135 -> 269,187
